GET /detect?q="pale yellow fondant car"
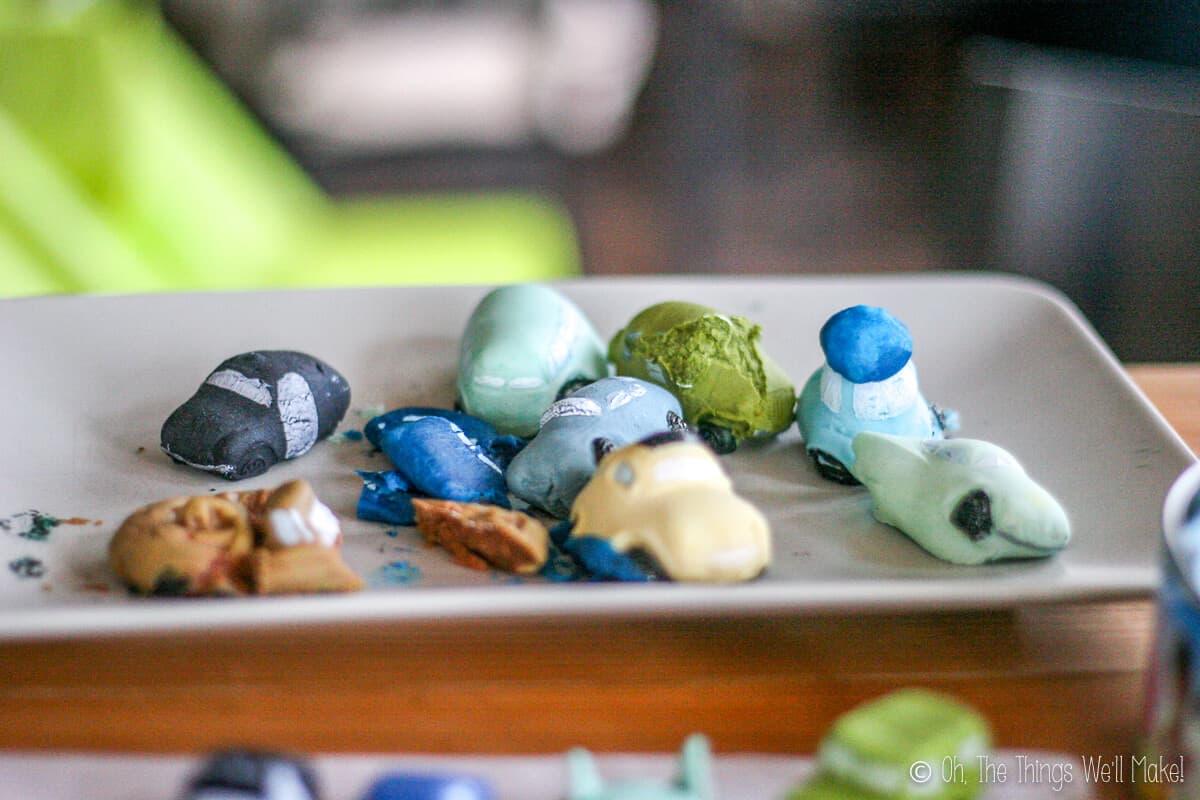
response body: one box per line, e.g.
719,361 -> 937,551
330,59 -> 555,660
569,432 -> 771,582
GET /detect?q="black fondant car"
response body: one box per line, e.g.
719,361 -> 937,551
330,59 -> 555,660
185,750 -> 320,800
161,350 -> 351,480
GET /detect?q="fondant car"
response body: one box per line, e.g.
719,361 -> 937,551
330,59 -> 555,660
456,284 -> 609,437
505,376 -> 686,518
796,306 -> 955,484
568,430 -> 771,582
788,689 -> 990,800
361,772 -> 494,800
608,301 -> 796,453
161,350 -> 351,480
184,750 -> 319,800
850,432 -> 1071,565
566,734 -> 713,800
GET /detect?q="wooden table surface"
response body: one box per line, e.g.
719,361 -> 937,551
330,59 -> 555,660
0,364 -> 1196,797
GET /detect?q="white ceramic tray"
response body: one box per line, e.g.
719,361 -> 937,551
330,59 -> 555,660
0,750 -> 1094,799
0,274 -> 1192,639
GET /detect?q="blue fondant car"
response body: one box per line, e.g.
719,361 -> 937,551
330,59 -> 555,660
356,407 -> 526,526
360,772 -> 494,800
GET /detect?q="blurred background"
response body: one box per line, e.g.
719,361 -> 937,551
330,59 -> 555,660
2,0 -> 1198,361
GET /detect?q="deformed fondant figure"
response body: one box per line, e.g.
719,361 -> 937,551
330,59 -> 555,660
356,407 -> 525,527
850,432 -> 1071,565
796,305 -> 954,484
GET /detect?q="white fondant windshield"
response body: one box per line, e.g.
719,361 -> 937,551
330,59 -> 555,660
652,456 -> 725,486
852,360 -> 918,420
276,372 -> 318,458
819,364 -> 842,413
606,382 -> 647,410
205,369 -> 272,407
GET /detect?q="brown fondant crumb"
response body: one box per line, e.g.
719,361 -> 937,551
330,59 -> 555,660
412,499 -> 548,575
252,545 -> 364,595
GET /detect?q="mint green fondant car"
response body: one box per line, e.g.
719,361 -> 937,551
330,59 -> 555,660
456,284 -> 608,437
567,734 -> 713,800
850,433 -> 1071,565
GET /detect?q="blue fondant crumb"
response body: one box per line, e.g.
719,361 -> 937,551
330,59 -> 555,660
564,536 -> 656,582
548,520 -> 574,548
9,556 -> 45,579
356,469 -> 419,526
373,560 -> 423,586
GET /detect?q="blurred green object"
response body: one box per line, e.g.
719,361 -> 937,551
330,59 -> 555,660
0,0 -> 580,296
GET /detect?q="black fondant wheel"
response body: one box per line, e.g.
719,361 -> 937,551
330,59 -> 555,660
698,423 -> 738,455
234,445 -> 276,479
810,449 -> 859,485
556,375 -> 594,400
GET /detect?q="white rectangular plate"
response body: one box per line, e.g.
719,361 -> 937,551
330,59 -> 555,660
0,750 -> 1094,800
0,274 -> 1193,639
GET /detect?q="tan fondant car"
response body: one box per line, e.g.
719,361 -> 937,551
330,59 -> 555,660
569,433 -> 771,582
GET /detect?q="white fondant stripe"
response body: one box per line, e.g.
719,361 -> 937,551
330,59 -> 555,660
206,369 -> 272,407
446,421 -> 502,475
539,397 -> 602,428
276,372 -> 319,458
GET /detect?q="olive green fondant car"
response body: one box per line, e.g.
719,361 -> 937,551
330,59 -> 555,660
608,301 -> 795,453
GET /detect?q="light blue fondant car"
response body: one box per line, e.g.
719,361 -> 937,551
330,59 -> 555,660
506,376 -> 685,518
797,305 -> 954,484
